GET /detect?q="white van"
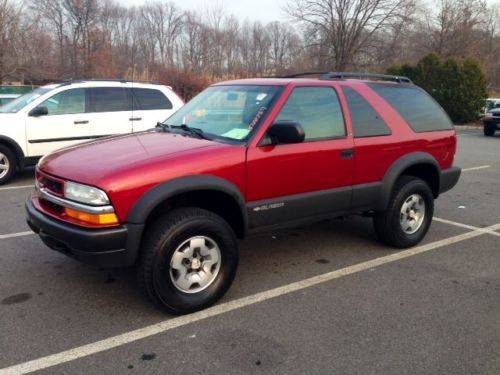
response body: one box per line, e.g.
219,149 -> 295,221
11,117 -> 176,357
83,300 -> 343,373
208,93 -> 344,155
0,80 -> 184,184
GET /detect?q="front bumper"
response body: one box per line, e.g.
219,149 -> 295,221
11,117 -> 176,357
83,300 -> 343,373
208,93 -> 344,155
483,118 -> 500,129
439,166 -> 461,194
26,197 -> 143,267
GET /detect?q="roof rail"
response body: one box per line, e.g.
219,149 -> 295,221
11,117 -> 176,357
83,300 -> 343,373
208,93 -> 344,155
56,78 -> 159,87
278,71 -> 412,84
321,72 -> 412,84
278,72 -> 331,78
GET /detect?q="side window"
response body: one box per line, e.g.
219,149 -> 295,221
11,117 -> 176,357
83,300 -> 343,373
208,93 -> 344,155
133,88 -> 173,110
88,87 -> 131,113
369,84 -> 453,132
343,87 -> 391,138
39,89 -> 86,116
275,87 -> 345,141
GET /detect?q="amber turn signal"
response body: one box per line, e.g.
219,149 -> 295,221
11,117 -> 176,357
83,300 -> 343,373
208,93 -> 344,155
64,208 -> 119,226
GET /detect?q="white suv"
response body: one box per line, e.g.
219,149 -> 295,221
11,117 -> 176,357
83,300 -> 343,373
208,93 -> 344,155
0,80 -> 184,184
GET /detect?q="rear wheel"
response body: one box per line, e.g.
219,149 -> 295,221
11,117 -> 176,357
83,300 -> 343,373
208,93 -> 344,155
137,207 -> 239,314
0,145 -> 16,185
483,124 -> 495,137
373,176 -> 434,248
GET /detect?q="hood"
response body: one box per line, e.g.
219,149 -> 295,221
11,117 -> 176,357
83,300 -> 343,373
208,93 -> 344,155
39,130 -> 222,184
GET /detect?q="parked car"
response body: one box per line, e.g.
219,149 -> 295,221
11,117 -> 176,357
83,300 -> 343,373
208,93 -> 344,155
0,80 -> 184,184
483,108 -> 500,136
483,98 -> 500,116
0,94 -> 20,107
26,72 -> 461,314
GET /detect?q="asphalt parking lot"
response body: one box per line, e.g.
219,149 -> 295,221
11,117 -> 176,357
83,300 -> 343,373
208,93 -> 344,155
0,128 -> 499,375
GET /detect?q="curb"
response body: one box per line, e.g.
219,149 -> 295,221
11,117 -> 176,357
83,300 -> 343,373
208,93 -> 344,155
454,125 -> 482,130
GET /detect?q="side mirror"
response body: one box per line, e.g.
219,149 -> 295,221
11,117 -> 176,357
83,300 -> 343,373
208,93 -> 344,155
29,106 -> 48,117
268,120 -> 305,144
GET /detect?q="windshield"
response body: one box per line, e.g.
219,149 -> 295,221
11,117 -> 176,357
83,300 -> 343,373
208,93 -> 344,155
0,88 -> 52,113
164,85 -> 283,142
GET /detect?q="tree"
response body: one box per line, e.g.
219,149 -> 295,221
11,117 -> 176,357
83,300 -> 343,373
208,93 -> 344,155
30,0 -> 67,76
0,0 -> 23,80
140,1 -> 183,67
286,0 -> 412,70
388,54 -> 488,123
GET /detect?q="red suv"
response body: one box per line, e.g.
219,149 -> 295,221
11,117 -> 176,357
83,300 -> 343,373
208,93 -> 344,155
26,73 -> 461,314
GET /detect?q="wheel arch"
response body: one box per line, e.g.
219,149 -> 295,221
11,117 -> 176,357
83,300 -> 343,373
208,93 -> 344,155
127,175 -> 248,240
0,135 -> 24,167
377,152 -> 441,211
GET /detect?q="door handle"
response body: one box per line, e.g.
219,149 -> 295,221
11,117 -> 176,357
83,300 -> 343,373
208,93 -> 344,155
129,117 -> 142,121
74,120 -> 89,125
341,149 -> 354,159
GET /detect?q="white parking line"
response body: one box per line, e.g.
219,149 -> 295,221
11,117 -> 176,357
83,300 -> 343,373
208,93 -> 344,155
434,217 -> 485,231
0,185 -> 34,192
434,217 -> 500,237
2,222 -> 500,375
0,231 -> 34,240
461,165 -> 490,172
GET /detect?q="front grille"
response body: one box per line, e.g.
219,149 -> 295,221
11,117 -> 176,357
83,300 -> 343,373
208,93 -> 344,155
39,198 -> 64,215
36,170 -> 64,196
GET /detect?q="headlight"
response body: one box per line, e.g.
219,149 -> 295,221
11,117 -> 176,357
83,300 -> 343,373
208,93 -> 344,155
64,181 -> 110,206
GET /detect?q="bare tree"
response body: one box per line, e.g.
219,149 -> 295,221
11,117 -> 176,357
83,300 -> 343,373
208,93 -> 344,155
6,0 -> 500,89
30,0 -> 67,76
180,11 -> 208,73
140,1 -> 183,66
0,0 -> 23,80
427,0 -> 488,57
267,21 -> 299,73
286,0 -> 412,70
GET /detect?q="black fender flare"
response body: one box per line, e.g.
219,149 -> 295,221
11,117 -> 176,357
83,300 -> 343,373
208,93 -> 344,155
126,174 -> 248,232
377,152 -> 440,210
0,135 -> 24,166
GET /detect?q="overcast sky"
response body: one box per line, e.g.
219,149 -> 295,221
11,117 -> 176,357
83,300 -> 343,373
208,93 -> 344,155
119,0 -> 289,23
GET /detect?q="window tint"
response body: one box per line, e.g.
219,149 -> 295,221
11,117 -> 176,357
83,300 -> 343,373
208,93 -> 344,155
133,88 -> 172,110
369,84 -> 453,132
343,87 -> 391,137
39,88 -> 86,115
89,87 -> 130,113
275,87 -> 345,141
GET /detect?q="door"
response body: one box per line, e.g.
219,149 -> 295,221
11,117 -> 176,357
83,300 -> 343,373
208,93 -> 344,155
86,87 -> 133,137
131,88 -> 176,131
26,88 -> 91,156
246,86 -> 354,228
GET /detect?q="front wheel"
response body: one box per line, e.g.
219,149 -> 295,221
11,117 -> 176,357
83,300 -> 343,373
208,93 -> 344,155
483,124 -> 495,137
0,145 -> 16,185
373,176 -> 434,248
137,207 -> 239,314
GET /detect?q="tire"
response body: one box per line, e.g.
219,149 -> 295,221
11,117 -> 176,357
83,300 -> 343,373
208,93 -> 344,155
0,145 -> 16,185
373,176 -> 434,248
483,125 -> 495,137
137,207 -> 239,314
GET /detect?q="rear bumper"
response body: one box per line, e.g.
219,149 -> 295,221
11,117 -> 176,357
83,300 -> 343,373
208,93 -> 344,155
440,166 -> 461,194
26,197 -> 143,268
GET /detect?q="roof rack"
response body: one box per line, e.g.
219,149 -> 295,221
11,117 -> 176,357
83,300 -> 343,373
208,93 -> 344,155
57,78 -> 159,87
278,71 -> 412,84
278,72 -> 331,78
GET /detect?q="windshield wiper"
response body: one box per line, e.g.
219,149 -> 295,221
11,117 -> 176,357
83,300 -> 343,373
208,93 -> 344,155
169,124 -> 212,140
156,122 -> 172,132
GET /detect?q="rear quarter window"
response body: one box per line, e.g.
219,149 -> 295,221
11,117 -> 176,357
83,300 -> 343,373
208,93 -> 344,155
342,87 -> 391,137
89,87 -> 131,113
369,84 -> 453,132
133,88 -> 173,110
